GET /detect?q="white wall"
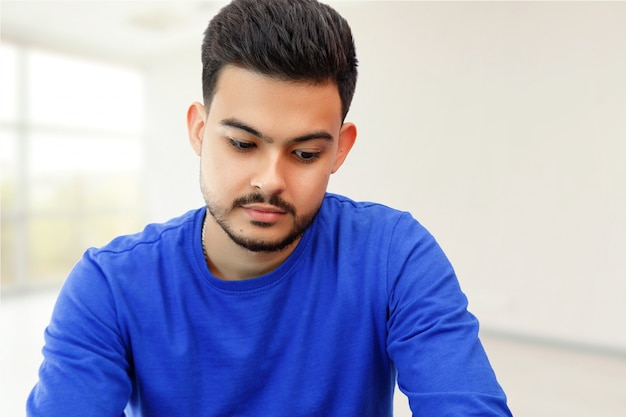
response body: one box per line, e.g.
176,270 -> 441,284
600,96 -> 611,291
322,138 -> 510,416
142,47 -> 205,223
143,1 -> 626,351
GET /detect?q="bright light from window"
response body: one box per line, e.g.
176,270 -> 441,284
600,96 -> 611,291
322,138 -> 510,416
1,42 -> 144,291
29,133 -> 142,175
27,49 -> 142,132
0,43 -> 18,121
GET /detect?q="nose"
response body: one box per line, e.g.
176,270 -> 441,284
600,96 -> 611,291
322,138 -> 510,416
250,154 -> 287,196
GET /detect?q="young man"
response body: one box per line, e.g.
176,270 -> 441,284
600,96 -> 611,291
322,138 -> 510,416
28,1 -> 512,416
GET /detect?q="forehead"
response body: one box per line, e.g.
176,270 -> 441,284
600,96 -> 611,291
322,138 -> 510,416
208,65 -> 343,136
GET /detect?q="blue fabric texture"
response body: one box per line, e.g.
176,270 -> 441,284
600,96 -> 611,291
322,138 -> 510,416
27,193 -> 511,416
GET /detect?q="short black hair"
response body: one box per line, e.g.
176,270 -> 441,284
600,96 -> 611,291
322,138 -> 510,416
201,0 -> 358,120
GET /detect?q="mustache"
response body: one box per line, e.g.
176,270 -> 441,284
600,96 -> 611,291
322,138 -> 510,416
232,193 -> 296,216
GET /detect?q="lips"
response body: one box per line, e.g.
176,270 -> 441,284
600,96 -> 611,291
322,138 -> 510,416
241,204 -> 287,223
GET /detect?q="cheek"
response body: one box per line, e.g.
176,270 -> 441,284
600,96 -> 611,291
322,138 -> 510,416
202,154 -> 251,196
289,169 -> 331,208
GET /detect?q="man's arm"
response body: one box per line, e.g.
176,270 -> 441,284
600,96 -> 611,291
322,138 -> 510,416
27,251 -> 132,417
386,214 -> 512,416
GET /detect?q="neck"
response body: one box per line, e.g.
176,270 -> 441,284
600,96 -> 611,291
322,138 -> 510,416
201,215 -> 297,281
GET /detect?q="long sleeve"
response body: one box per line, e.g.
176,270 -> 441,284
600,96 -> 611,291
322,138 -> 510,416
27,251 -> 132,417
386,213 -> 512,416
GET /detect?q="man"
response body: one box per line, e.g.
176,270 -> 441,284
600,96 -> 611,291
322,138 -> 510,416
28,0 -> 512,416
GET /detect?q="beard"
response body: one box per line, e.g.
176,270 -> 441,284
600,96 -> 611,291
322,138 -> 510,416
204,191 -> 319,253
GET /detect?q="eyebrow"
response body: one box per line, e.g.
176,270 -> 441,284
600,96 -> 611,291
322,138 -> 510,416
220,118 -> 334,143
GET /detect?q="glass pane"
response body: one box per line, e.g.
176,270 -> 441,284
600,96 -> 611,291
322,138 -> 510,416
0,42 -> 17,121
1,215 -> 17,290
28,174 -> 81,213
29,131 -> 142,176
27,49 -> 142,132
28,172 -> 141,214
82,212 -> 143,249
27,216 -> 79,286
27,131 -> 142,215
82,173 -> 141,211
3,46 -> 145,292
27,213 -> 142,287
0,129 -> 17,190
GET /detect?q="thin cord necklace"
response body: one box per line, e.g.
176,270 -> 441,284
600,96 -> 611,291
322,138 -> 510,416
201,217 -> 208,262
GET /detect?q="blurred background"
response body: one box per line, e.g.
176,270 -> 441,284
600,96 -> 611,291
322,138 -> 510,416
1,1 -> 625,416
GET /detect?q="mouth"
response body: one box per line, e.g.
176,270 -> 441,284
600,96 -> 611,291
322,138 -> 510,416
241,204 -> 287,223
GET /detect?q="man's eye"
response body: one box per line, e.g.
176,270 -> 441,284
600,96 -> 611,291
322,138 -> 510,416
228,138 -> 256,151
294,150 -> 320,162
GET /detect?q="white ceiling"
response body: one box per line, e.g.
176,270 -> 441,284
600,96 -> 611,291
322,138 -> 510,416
1,1 -> 228,66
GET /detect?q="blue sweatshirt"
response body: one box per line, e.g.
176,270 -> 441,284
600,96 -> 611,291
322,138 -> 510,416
27,193 -> 511,416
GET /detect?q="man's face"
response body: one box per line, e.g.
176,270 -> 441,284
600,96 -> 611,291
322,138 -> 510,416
188,65 -> 356,252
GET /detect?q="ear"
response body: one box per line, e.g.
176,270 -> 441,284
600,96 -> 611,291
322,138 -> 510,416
187,102 -> 207,156
331,122 -> 357,173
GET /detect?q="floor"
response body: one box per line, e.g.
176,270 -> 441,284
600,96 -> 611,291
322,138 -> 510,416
478,335 -> 626,417
2,290 -> 625,416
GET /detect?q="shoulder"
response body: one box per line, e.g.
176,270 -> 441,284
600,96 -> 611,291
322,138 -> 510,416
64,207 -> 205,299
73,208 -> 205,282
90,208 -> 204,258
318,193 -> 444,259
319,193 -> 425,234
313,194 -> 437,261
321,193 -> 405,219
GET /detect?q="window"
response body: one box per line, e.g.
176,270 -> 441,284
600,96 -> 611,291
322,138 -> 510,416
1,42 -> 144,292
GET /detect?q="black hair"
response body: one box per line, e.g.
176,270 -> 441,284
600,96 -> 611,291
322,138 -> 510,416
201,0 -> 358,120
